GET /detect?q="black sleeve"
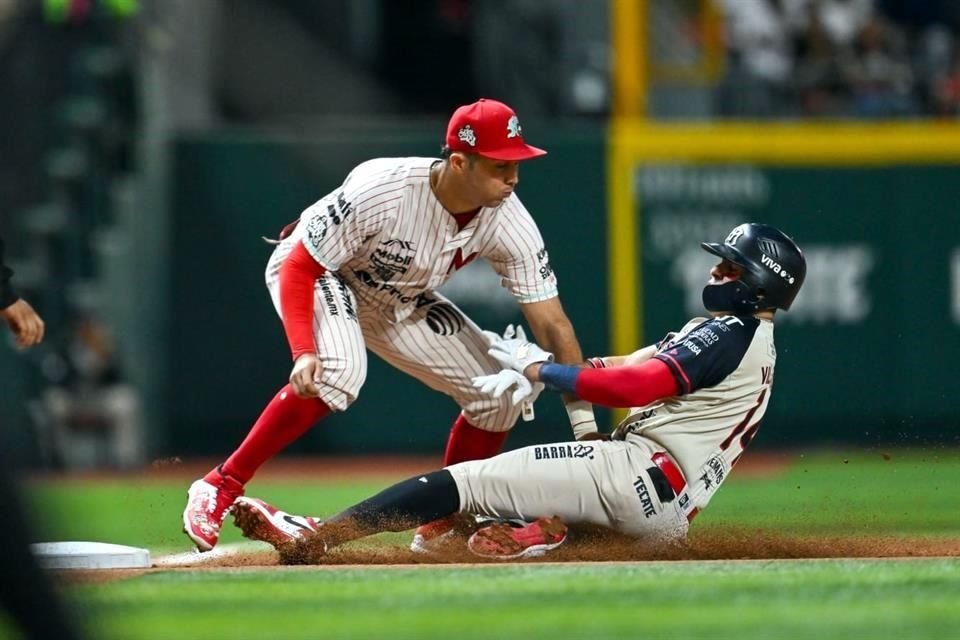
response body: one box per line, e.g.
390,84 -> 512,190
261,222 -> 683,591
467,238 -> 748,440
0,236 -> 18,309
653,316 -> 760,394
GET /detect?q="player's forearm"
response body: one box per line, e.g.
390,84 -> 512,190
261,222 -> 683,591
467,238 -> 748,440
528,358 -> 679,408
525,313 -> 583,367
596,344 -> 657,368
279,242 -> 327,359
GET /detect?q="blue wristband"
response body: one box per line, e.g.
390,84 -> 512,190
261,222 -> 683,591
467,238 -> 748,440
538,362 -> 580,394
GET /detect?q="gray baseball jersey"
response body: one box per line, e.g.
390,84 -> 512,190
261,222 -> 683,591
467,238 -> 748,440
448,314 -> 776,541
264,157 -> 558,430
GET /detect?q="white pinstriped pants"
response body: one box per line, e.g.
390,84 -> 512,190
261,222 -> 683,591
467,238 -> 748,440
265,245 -> 523,432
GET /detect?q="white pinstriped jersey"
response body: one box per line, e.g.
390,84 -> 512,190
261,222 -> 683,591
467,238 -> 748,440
614,316 -> 777,512
290,157 -> 558,323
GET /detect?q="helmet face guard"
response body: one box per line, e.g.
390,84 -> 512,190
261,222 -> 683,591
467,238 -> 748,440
701,223 -> 806,313
701,279 -> 765,315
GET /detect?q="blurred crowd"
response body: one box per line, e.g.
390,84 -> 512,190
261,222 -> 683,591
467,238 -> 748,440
715,0 -> 960,118
0,0 -> 143,470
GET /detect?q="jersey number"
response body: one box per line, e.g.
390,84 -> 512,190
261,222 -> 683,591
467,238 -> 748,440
719,388 -> 766,452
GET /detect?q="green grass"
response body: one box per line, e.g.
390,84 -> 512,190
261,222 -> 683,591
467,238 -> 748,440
27,449 -> 960,550
703,450 -> 960,534
17,449 -> 960,639
76,560 -> 960,640
27,480 -> 393,552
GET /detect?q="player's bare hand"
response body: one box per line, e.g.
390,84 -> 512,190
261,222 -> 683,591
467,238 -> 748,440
1,299 -> 45,348
289,353 -> 321,398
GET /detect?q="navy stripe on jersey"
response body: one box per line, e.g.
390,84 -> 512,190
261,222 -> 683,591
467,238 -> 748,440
653,316 -> 760,394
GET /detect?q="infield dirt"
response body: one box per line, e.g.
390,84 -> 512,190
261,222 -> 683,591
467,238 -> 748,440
55,453 -> 959,582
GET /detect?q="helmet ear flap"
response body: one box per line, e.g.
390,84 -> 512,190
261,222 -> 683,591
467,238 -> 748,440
753,287 -> 773,310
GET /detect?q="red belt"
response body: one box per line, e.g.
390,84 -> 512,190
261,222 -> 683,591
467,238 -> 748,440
651,452 -> 699,522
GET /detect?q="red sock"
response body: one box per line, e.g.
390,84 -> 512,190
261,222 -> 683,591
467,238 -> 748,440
442,414 -> 508,466
212,385 -> 331,485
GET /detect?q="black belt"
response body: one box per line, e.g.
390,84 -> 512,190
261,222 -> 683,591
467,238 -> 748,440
646,466 -> 677,503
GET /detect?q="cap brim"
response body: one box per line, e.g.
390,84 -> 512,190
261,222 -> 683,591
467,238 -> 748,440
477,144 -> 548,161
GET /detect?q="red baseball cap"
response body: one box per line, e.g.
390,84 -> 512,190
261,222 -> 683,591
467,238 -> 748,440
444,98 -> 547,161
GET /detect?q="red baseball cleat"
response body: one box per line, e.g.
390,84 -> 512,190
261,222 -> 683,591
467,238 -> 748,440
181,470 -> 245,552
467,516 -> 568,559
232,497 -> 322,549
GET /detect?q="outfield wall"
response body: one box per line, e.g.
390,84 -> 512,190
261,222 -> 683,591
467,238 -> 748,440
159,121 -> 960,455
609,121 -> 960,445
6,120 -> 956,461
166,124 -> 609,455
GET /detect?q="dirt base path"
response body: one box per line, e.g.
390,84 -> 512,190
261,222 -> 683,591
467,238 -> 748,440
64,529 -> 959,585
54,453 -> 958,583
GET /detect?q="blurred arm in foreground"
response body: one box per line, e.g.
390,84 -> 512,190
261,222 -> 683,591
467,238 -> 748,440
0,234 -> 84,640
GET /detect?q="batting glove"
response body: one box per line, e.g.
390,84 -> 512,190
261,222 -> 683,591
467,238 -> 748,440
472,370 -> 544,406
486,324 -> 554,373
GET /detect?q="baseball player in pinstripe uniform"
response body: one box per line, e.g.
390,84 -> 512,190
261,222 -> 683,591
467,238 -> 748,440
226,223 -> 807,561
183,98 -> 599,553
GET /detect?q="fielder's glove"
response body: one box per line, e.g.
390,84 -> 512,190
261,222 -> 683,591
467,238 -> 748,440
472,369 -> 544,406
485,324 -> 554,373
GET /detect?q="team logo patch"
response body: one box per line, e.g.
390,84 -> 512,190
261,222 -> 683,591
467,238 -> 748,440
633,476 -> 656,518
327,191 -> 353,226
305,213 -> 328,245
536,247 -> 554,281
318,275 -> 357,321
506,115 -> 521,138
425,302 -> 464,336
725,227 -> 745,246
370,239 -> 416,281
458,125 -> 477,147
760,253 -> 796,284
698,453 -> 727,492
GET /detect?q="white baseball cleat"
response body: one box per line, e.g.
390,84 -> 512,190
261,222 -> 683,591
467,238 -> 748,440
232,497 -> 322,549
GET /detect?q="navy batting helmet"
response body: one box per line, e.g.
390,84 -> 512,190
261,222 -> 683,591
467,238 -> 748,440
700,223 -> 806,313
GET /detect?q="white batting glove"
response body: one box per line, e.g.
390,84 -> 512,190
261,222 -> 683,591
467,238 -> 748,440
487,324 -> 554,373
472,370 -> 544,405
481,322 -> 524,347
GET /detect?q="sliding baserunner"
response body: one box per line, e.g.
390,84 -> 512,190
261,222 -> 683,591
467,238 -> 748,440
230,223 -> 806,560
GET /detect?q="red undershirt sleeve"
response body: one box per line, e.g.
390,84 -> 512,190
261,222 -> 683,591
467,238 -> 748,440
573,358 -> 680,408
279,241 -> 327,360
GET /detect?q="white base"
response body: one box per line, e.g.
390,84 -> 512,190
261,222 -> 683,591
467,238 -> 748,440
31,541 -> 151,570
